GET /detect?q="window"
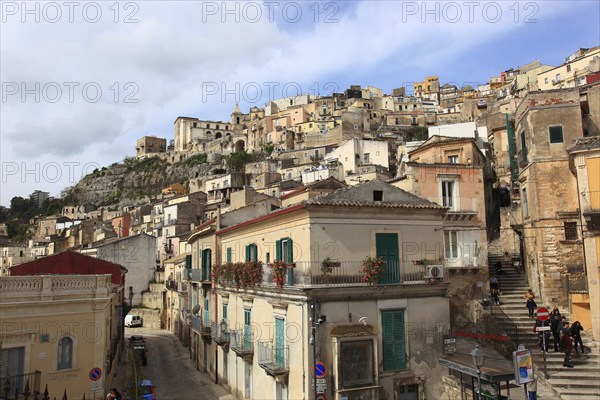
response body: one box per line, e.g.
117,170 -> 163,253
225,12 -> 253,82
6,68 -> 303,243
567,65 -> 572,73
549,126 -> 564,143
245,244 -> 258,262
364,153 -> 370,163
412,117 -> 417,125
399,384 -> 419,400
275,318 -> 285,368
373,190 -> 383,202
448,155 -> 458,164
222,304 -> 228,321
544,77 -> 549,84
444,231 -> 458,259
556,73 -> 561,82
354,124 -> 359,130
564,222 -> 578,241
522,188 -> 529,217
382,310 -> 406,371
226,247 -> 232,263
340,340 -> 374,388
276,238 -> 293,263
201,249 -> 212,281
441,181 -> 455,209
57,337 -> 73,370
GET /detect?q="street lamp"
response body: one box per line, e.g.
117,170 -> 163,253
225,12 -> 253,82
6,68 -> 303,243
471,345 -> 486,400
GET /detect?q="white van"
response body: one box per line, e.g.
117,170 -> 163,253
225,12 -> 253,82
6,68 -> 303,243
125,315 -> 143,328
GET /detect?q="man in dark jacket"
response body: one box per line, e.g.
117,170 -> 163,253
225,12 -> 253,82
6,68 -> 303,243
549,308 -> 562,351
562,330 -> 574,368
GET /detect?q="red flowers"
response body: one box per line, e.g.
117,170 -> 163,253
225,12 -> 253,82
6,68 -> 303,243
360,256 -> 386,285
269,259 -> 292,289
213,261 -> 263,290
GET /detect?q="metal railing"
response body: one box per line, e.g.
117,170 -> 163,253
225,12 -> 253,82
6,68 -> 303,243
190,269 -> 210,282
230,329 -> 253,354
191,314 -> 201,331
211,321 -> 230,343
0,371 -> 41,399
258,342 -> 289,372
272,261 -> 447,286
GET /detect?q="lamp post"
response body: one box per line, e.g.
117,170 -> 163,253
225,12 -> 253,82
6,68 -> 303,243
471,345 -> 485,400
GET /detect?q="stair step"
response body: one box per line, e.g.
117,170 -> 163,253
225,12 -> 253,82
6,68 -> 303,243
554,387 -> 600,396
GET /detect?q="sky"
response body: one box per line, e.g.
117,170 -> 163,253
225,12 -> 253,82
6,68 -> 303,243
1,0 -> 599,206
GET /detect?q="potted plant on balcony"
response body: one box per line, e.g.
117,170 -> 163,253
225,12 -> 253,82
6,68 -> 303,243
321,257 -> 341,282
239,261 -> 263,289
360,256 -> 386,285
270,259 -> 293,289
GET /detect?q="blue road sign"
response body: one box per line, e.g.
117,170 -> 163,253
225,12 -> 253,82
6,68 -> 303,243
313,361 -> 327,378
89,367 -> 102,381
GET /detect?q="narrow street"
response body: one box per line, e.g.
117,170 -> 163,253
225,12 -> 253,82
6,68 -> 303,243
117,328 -> 233,400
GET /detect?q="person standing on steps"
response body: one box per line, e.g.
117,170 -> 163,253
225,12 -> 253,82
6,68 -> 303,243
550,307 -> 562,352
524,289 -> 536,318
561,328 -> 574,368
570,321 -> 585,354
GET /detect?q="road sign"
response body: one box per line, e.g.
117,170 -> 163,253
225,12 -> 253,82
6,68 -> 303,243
91,381 -> 101,391
536,307 -> 549,321
536,326 -> 551,332
313,361 -> 327,378
89,367 -> 102,381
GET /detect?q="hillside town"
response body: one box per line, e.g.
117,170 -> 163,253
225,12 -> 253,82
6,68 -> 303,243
1,46 -> 599,400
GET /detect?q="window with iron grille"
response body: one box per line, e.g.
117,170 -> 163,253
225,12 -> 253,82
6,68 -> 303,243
564,222 -> 578,241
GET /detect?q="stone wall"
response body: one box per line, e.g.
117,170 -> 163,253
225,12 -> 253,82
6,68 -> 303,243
127,308 -> 161,330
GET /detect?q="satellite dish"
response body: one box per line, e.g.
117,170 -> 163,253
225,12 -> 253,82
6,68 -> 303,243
192,304 -> 201,315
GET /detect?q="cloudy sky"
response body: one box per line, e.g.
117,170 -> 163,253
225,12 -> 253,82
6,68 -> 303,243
1,0 -> 598,206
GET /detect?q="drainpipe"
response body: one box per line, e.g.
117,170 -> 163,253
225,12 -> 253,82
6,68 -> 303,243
214,205 -> 222,385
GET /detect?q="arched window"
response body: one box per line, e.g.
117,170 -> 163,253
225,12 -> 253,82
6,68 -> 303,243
57,337 -> 73,370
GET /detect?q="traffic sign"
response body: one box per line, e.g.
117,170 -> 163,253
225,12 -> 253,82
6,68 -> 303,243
89,367 -> 102,381
536,307 -> 549,321
536,326 -> 551,332
313,361 -> 327,378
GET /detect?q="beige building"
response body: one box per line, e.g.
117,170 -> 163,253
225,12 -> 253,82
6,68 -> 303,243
136,135 -> 167,158
324,138 -> 389,185
186,180 -> 452,400
568,136 -> 600,340
0,274 -> 123,398
537,46 -> 600,90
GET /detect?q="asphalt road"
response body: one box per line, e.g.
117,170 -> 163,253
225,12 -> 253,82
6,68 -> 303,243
121,328 -> 233,400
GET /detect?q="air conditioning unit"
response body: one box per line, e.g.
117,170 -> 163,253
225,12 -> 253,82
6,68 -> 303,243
426,265 -> 444,279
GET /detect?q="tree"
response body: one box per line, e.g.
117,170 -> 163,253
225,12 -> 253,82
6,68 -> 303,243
125,347 -> 143,400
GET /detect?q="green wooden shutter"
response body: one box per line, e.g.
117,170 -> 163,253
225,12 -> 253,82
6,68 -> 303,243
245,245 -> 250,262
276,239 -> 282,261
244,309 -> 251,350
226,247 -> 232,263
286,238 -> 293,263
185,254 -> 192,269
222,304 -> 228,321
382,310 -> 406,371
275,318 -> 285,368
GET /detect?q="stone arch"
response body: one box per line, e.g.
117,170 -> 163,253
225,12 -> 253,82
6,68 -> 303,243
215,132 -> 222,139
235,139 -> 245,153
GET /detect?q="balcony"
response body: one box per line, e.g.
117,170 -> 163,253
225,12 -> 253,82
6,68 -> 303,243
230,329 -> 254,361
517,148 -> 528,168
163,218 -> 177,226
258,342 -> 289,380
426,196 -> 479,221
211,320 -> 230,347
165,279 -> 178,291
190,268 -> 212,285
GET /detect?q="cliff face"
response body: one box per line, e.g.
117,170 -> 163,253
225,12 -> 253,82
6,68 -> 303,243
67,156 -> 217,207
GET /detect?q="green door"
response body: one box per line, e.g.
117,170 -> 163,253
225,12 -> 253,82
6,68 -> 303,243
376,233 -> 400,284
244,309 -> 251,351
275,318 -> 285,368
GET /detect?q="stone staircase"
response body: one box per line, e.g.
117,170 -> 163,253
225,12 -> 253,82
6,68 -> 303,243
491,257 -> 600,399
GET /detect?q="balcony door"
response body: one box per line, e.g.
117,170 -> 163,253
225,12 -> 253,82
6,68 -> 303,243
376,233 -> 400,284
275,318 -> 285,368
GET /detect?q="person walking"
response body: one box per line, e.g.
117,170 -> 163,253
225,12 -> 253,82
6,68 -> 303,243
490,288 -> 500,305
570,321 -> 585,354
524,289 -> 537,318
490,275 -> 499,291
527,374 -> 538,400
561,329 -> 574,368
550,307 -> 562,352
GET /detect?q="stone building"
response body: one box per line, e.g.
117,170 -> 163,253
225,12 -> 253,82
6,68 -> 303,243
136,135 -> 167,158
514,88 -> 586,305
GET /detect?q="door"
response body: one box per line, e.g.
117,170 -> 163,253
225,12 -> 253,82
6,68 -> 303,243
222,351 -> 228,385
376,233 -> 400,284
0,347 -> 25,392
245,362 -> 252,399
275,318 -> 285,369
